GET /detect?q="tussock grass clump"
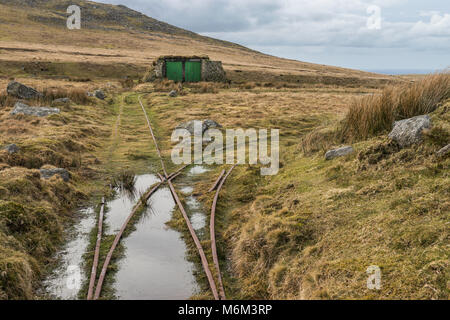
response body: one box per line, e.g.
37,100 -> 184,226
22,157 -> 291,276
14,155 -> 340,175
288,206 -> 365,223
0,200 -> 62,299
300,127 -> 337,155
112,170 -> 137,192
153,79 -> 179,92
0,92 -> 16,109
120,78 -> 135,89
189,82 -> 220,94
141,66 -> 155,83
41,88 -> 90,105
338,73 -> 450,142
423,126 -> 450,148
241,82 -> 256,90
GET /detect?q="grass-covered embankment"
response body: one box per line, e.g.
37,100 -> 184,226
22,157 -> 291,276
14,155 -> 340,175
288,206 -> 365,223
218,75 -> 449,299
153,75 -> 449,300
0,82 -> 119,299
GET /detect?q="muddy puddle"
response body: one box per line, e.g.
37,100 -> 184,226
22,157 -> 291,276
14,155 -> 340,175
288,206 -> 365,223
44,168 -> 209,300
43,208 -> 96,300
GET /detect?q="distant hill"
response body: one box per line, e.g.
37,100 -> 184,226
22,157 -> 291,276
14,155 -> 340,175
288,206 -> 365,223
0,0 -> 395,85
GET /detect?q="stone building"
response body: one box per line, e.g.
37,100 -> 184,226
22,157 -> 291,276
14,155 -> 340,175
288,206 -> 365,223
143,56 -> 227,82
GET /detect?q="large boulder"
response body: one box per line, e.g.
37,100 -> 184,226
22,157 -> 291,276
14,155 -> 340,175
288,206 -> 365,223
325,146 -> 354,160
176,119 -> 222,135
7,81 -> 43,100
10,102 -> 60,117
3,144 -> 20,154
40,168 -> 70,182
388,115 -> 431,148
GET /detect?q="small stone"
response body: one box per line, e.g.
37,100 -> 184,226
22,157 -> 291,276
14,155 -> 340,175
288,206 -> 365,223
176,119 -> 222,135
202,119 -> 222,132
3,144 -> 20,154
325,146 -> 354,160
40,168 -> 70,182
388,115 -> 431,148
94,90 -> 106,100
169,90 -> 178,97
10,102 -> 60,117
436,144 -> 450,157
52,98 -> 72,106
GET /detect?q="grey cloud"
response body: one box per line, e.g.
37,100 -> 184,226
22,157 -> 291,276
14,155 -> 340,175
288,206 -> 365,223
96,0 -> 450,69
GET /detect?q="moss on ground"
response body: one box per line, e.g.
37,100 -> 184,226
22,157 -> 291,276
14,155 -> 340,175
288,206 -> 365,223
0,88 -> 118,299
149,83 -> 449,300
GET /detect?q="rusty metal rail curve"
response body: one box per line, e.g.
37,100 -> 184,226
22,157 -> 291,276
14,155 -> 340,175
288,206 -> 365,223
208,170 -> 226,193
210,165 -> 236,300
87,197 -> 105,300
139,95 -> 220,300
93,181 -> 164,300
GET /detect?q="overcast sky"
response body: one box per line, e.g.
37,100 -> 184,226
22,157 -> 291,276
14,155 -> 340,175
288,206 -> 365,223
97,0 -> 449,72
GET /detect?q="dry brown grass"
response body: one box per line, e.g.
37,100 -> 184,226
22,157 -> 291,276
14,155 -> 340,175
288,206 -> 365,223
0,92 -> 16,109
153,79 -> 178,92
188,82 -> 221,94
0,1 -> 397,87
41,87 -> 91,105
119,78 -> 135,89
338,73 -> 450,142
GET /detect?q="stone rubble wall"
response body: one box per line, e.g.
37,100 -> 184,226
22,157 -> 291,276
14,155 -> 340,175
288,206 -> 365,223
201,60 -> 227,82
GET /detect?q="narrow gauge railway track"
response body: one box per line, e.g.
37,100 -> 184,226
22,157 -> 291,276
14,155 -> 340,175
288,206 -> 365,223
87,94 -> 235,300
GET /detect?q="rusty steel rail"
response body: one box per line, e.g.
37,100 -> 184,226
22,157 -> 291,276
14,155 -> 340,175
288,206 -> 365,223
93,181 -> 164,300
138,96 -> 168,178
139,95 -> 220,300
167,164 -> 188,180
87,197 -> 105,300
208,170 -> 226,193
210,165 -> 236,300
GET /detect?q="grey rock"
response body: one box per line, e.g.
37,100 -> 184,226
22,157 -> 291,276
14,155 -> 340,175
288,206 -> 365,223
3,144 -> 20,154
176,119 -> 222,135
7,81 -> 43,100
169,90 -> 178,97
436,144 -> 450,157
388,115 -> 431,148
40,168 -> 70,182
203,119 -> 222,131
94,90 -> 106,100
325,146 -> 354,160
52,98 -> 72,106
10,102 -> 60,117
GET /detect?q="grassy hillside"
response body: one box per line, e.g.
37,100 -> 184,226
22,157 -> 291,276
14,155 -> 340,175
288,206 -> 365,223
0,0 -> 447,301
179,75 -> 448,300
0,0 -> 394,86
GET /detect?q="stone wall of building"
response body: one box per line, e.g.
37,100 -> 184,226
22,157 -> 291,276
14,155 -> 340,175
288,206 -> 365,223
201,60 -> 227,82
154,59 -> 165,79
143,56 -> 227,82
142,59 -> 165,82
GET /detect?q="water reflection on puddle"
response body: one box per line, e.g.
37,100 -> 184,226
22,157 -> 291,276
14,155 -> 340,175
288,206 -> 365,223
45,167 -> 210,300
113,188 -> 198,300
105,174 -> 160,235
179,165 -> 209,232
188,165 -> 209,175
180,186 -> 194,195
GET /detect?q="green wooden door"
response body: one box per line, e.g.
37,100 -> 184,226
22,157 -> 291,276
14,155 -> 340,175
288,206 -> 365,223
185,61 -> 202,82
166,62 -> 183,82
